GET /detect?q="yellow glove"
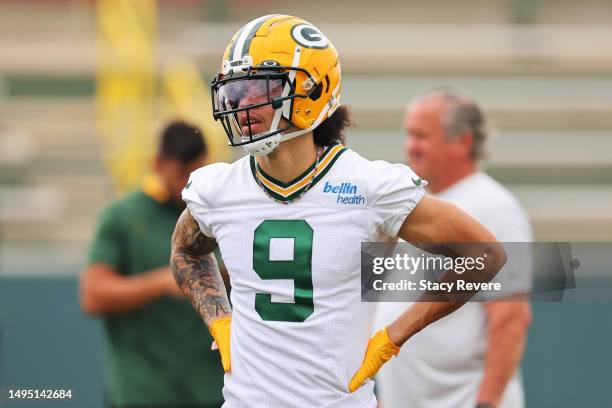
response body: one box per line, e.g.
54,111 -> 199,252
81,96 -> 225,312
349,327 -> 400,392
209,315 -> 232,372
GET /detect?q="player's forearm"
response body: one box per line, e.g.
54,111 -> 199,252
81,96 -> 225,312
386,244 -> 507,347
392,197 -> 507,346
80,266 -> 171,315
477,303 -> 531,406
171,250 -> 231,326
170,209 -> 231,327
386,301 -> 463,346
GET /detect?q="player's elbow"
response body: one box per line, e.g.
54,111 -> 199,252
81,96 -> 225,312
486,242 -> 507,280
469,241 -> 508,285
79,282 -> 98,316
79,272 -> 104,316
81,299 -> 102,316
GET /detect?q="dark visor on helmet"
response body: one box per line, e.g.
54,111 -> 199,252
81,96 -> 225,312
212,73 -> 291,146
211,66 -> 316,147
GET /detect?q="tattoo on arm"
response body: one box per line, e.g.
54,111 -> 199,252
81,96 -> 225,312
171,209 -> 231,325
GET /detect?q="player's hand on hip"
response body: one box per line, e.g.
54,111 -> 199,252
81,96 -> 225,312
210,315 -> 232,372
349,327 -> 400,392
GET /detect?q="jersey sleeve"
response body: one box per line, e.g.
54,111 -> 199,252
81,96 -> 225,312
182,166 -> 215,237
88,204 -> 124,271
368,161 -> 427,238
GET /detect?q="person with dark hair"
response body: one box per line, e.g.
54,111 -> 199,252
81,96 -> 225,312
171,15 -> 506,408
160,121 -> 208,162
153,121 -> 208,204
312,105 -> 352,147
80,121 -> 224,408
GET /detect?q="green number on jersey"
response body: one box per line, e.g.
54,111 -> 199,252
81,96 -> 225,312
253,220 -> 314,322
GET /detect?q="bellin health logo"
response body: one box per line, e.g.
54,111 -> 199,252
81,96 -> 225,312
323,181 -> 365,205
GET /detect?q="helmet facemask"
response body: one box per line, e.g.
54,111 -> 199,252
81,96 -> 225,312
211,61 -> 319,155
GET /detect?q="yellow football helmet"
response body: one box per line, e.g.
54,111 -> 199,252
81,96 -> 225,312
211,15 -> 342,155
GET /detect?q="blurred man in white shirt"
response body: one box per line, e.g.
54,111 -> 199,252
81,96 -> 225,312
375,88 -> 532,408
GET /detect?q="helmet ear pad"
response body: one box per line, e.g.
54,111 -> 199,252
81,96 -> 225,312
280,83 -> 323,122
280,80 -> 321,121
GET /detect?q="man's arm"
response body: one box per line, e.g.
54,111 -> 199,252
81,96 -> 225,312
79,264 -> 181,315
80,203 -> 182,315
170,209 -> 231,326
477,298 -> 532,407
349,195 -> 507,392
389,195 -> 507,346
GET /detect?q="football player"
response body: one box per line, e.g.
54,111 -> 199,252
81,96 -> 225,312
171,15 -> 506,408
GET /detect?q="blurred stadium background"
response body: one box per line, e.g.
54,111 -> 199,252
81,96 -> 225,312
0,0 -> 611,406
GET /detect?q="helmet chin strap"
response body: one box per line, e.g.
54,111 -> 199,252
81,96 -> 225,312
242,133 -> 282,156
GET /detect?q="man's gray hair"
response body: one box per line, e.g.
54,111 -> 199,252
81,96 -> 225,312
416,87 -> 488,160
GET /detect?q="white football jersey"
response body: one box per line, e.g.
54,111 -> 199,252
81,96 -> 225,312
183,144 -> 426,408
